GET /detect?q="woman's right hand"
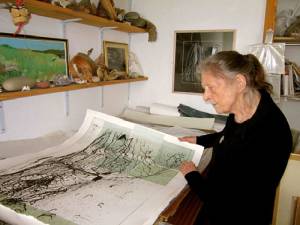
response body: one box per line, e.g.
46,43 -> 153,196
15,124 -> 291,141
178,136 -> 197,144
180,161 -> 197,176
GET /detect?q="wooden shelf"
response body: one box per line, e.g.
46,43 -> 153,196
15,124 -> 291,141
0,0 -> 146,33
0,77 -> 148,101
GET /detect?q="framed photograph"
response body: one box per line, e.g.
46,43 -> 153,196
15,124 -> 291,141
173,30 -> 235,94
103,41 -> 129,73
0,33 -> 69,85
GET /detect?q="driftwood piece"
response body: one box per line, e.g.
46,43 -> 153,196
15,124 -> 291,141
99,0 -> 117,20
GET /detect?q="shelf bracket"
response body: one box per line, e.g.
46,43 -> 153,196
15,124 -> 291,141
98,27 -> 116,110
62,18 -> 82,37
100,87 -> 104,109
0,101 -> 6,134
65,91 -> 70,117
61,18 -> 81,117
99,27 -> 117,50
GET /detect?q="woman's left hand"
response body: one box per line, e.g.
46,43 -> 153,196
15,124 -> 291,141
180,161 -> 197,176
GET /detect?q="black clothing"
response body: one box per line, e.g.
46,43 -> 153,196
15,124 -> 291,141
185,90 -> 292,225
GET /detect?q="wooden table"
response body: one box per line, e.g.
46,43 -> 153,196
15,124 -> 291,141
154,187 -> 203,225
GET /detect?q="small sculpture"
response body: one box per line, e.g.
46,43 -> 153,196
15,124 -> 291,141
123,12 -> 157,41
10,4 -> 31,34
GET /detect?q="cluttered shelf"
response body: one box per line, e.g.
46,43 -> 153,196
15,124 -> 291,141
0,76 -> 148,101
281,94 -> 300,101
0,0 -> 146,33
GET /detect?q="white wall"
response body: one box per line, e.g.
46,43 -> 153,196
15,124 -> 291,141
0,1 -> 131,141
129,0 -> 267,113
0,0 -> 268,140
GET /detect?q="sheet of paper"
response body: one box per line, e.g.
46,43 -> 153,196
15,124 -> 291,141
121,108 -> 215,130
0,109 -> 203,225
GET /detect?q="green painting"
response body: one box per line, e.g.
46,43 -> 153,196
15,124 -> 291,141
0,33 -> 69,84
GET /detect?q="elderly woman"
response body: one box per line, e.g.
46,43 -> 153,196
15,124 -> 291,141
179,51 -> 292,225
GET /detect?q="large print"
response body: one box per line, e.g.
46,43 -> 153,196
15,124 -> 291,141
0,110 -> 203,225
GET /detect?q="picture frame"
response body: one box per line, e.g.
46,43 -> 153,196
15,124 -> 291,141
173,30 -> 235,94
0,32 -> 69,85
103,41 -> 129,74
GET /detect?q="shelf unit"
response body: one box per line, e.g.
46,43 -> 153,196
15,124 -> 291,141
0,0 -> 146,33
0,0 -> 149,133
0,77 -> 148,101
0,0 -> 149,102
263,0 -> 300,132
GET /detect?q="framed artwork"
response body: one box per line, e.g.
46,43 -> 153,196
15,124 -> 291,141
173,30 -> 235,94
103,41 -> 129,73
0,33 -> 69,85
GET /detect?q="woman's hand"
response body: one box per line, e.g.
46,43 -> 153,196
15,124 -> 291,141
180,161 -> 197,176
178,136 -> 197,144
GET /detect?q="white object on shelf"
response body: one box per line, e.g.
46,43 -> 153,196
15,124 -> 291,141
288,64 -> 295,96
266,73 -> 281,103
248,30 -> 286,74
0,101 -> 5,134
121,108 -> 214,130
283,74 -> 289,96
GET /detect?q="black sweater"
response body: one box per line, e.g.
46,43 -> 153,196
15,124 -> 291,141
185,91 -> 292,225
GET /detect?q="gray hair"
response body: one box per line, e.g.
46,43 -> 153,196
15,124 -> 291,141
200,51 -> 273,94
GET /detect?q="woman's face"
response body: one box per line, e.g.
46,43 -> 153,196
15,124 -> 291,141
201,70 -> 241,114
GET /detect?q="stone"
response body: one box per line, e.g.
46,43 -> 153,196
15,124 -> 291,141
2,76 -> 35,92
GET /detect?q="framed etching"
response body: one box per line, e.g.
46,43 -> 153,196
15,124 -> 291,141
103,41 -> 129,73
173,30 -> 235,94
0,32 -> 69,85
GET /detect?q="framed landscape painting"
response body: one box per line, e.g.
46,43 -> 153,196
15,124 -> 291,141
173,30 -> 235,94
0,33 -> 69,85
